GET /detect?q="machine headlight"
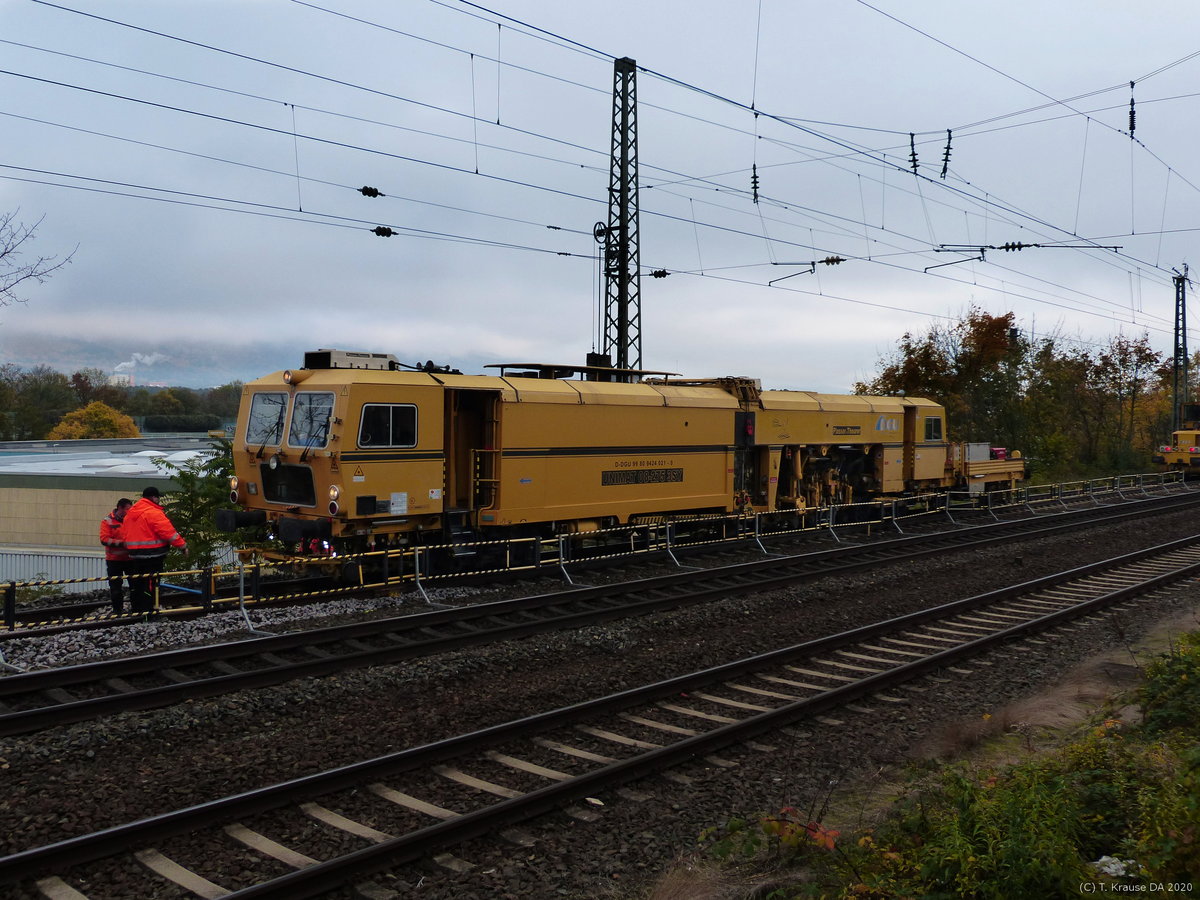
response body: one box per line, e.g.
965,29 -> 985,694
328,484 -> 341,501
229,476 -> 239,491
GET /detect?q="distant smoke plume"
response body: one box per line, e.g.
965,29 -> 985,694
114,352 -> 167,373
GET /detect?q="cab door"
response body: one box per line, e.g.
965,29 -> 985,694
902,404 -> 917,485
444,389 -> 501,513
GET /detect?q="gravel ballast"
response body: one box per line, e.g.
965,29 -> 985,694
2,507 -> 1198,899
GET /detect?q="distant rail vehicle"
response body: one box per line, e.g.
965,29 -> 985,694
216,349 -> 1024,558
1154,404 -> 1200,473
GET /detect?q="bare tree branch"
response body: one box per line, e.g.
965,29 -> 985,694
0,210 -> 74,307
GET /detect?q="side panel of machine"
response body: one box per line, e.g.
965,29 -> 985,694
336,379 -> 449,531
486,380 -> 737,527
755,393 -> 949,500
905,398 -> 950,485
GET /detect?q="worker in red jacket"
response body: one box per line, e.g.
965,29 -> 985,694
122,486 -> 187,614
99,497 -> 134,615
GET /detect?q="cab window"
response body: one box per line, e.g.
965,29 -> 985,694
246,392 -> 287,445
288,392 -> 334,448
924,416 -> 943,441
359,404 -> 417,448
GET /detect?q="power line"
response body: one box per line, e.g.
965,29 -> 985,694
9,0 -> 1193,345
7,65 -> 1161,329
0,166 -> 598,258
27,0 -> 1186,283
0,109 -> 594,237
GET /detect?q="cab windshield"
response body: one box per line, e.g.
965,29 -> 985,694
288,392 -> 334,449
246,392 -> 287,445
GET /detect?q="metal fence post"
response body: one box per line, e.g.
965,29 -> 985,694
412,548 -> 434,605
558,535 -> 576,586
237,564 -> 273,637
826,504 -> 841,543
665,523 -> 700,569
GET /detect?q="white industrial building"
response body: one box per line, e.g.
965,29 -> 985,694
0,437 -> 215,586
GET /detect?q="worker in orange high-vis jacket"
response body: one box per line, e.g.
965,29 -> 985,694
122,486 -> 187,615
99,497 -> 134,615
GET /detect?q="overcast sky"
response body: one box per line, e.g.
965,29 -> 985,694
1,0 -> 1197,390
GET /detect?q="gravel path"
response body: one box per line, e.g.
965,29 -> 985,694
2,507 -> 1198,899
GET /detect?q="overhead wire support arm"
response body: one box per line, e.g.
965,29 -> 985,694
926,240 -> 1122,272
768,256 -> 844,285
936,242 -> 1123,252
925,253 -> 983,273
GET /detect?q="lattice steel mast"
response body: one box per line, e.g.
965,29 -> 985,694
598,57 -> 641,378
1173,265 -> 1189,432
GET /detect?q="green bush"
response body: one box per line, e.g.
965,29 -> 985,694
883,763 -> 1089,898
157,439 -> 274,571
1131,743 -> 1200,881
1139,632 -> 1200,737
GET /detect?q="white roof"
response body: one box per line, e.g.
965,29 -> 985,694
0,447 -> 212,477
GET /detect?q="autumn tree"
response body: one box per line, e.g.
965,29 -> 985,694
858,309 -> 1167,481
0,363 -> 20,440
11,366 -> 76,439
1091,334 -> 1164,469
47,401 -> 140,439
202,381 -> 243,421
855,308 -> 1029,447
1022,340 -> 1091,476
70,367 -> 128,410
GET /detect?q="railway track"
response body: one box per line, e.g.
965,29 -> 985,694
6,533 -> 1200,898
8,486 -> 1195,635
3,490 -> 1199,737
4,574 -> 339,634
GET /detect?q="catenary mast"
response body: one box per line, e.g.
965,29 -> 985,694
1173,265 -> 1189,432
596,57 -> 641,380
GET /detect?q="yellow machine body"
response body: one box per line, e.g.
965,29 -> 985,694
226,352 -> 1024,549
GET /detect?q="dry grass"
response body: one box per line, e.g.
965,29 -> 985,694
911,655 -> 1143,761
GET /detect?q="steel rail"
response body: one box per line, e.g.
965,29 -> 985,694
7,489 -> 1197,634
3,534 -> 1200,891
2,494 -> 1199,736
229,549 -> 1200,900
